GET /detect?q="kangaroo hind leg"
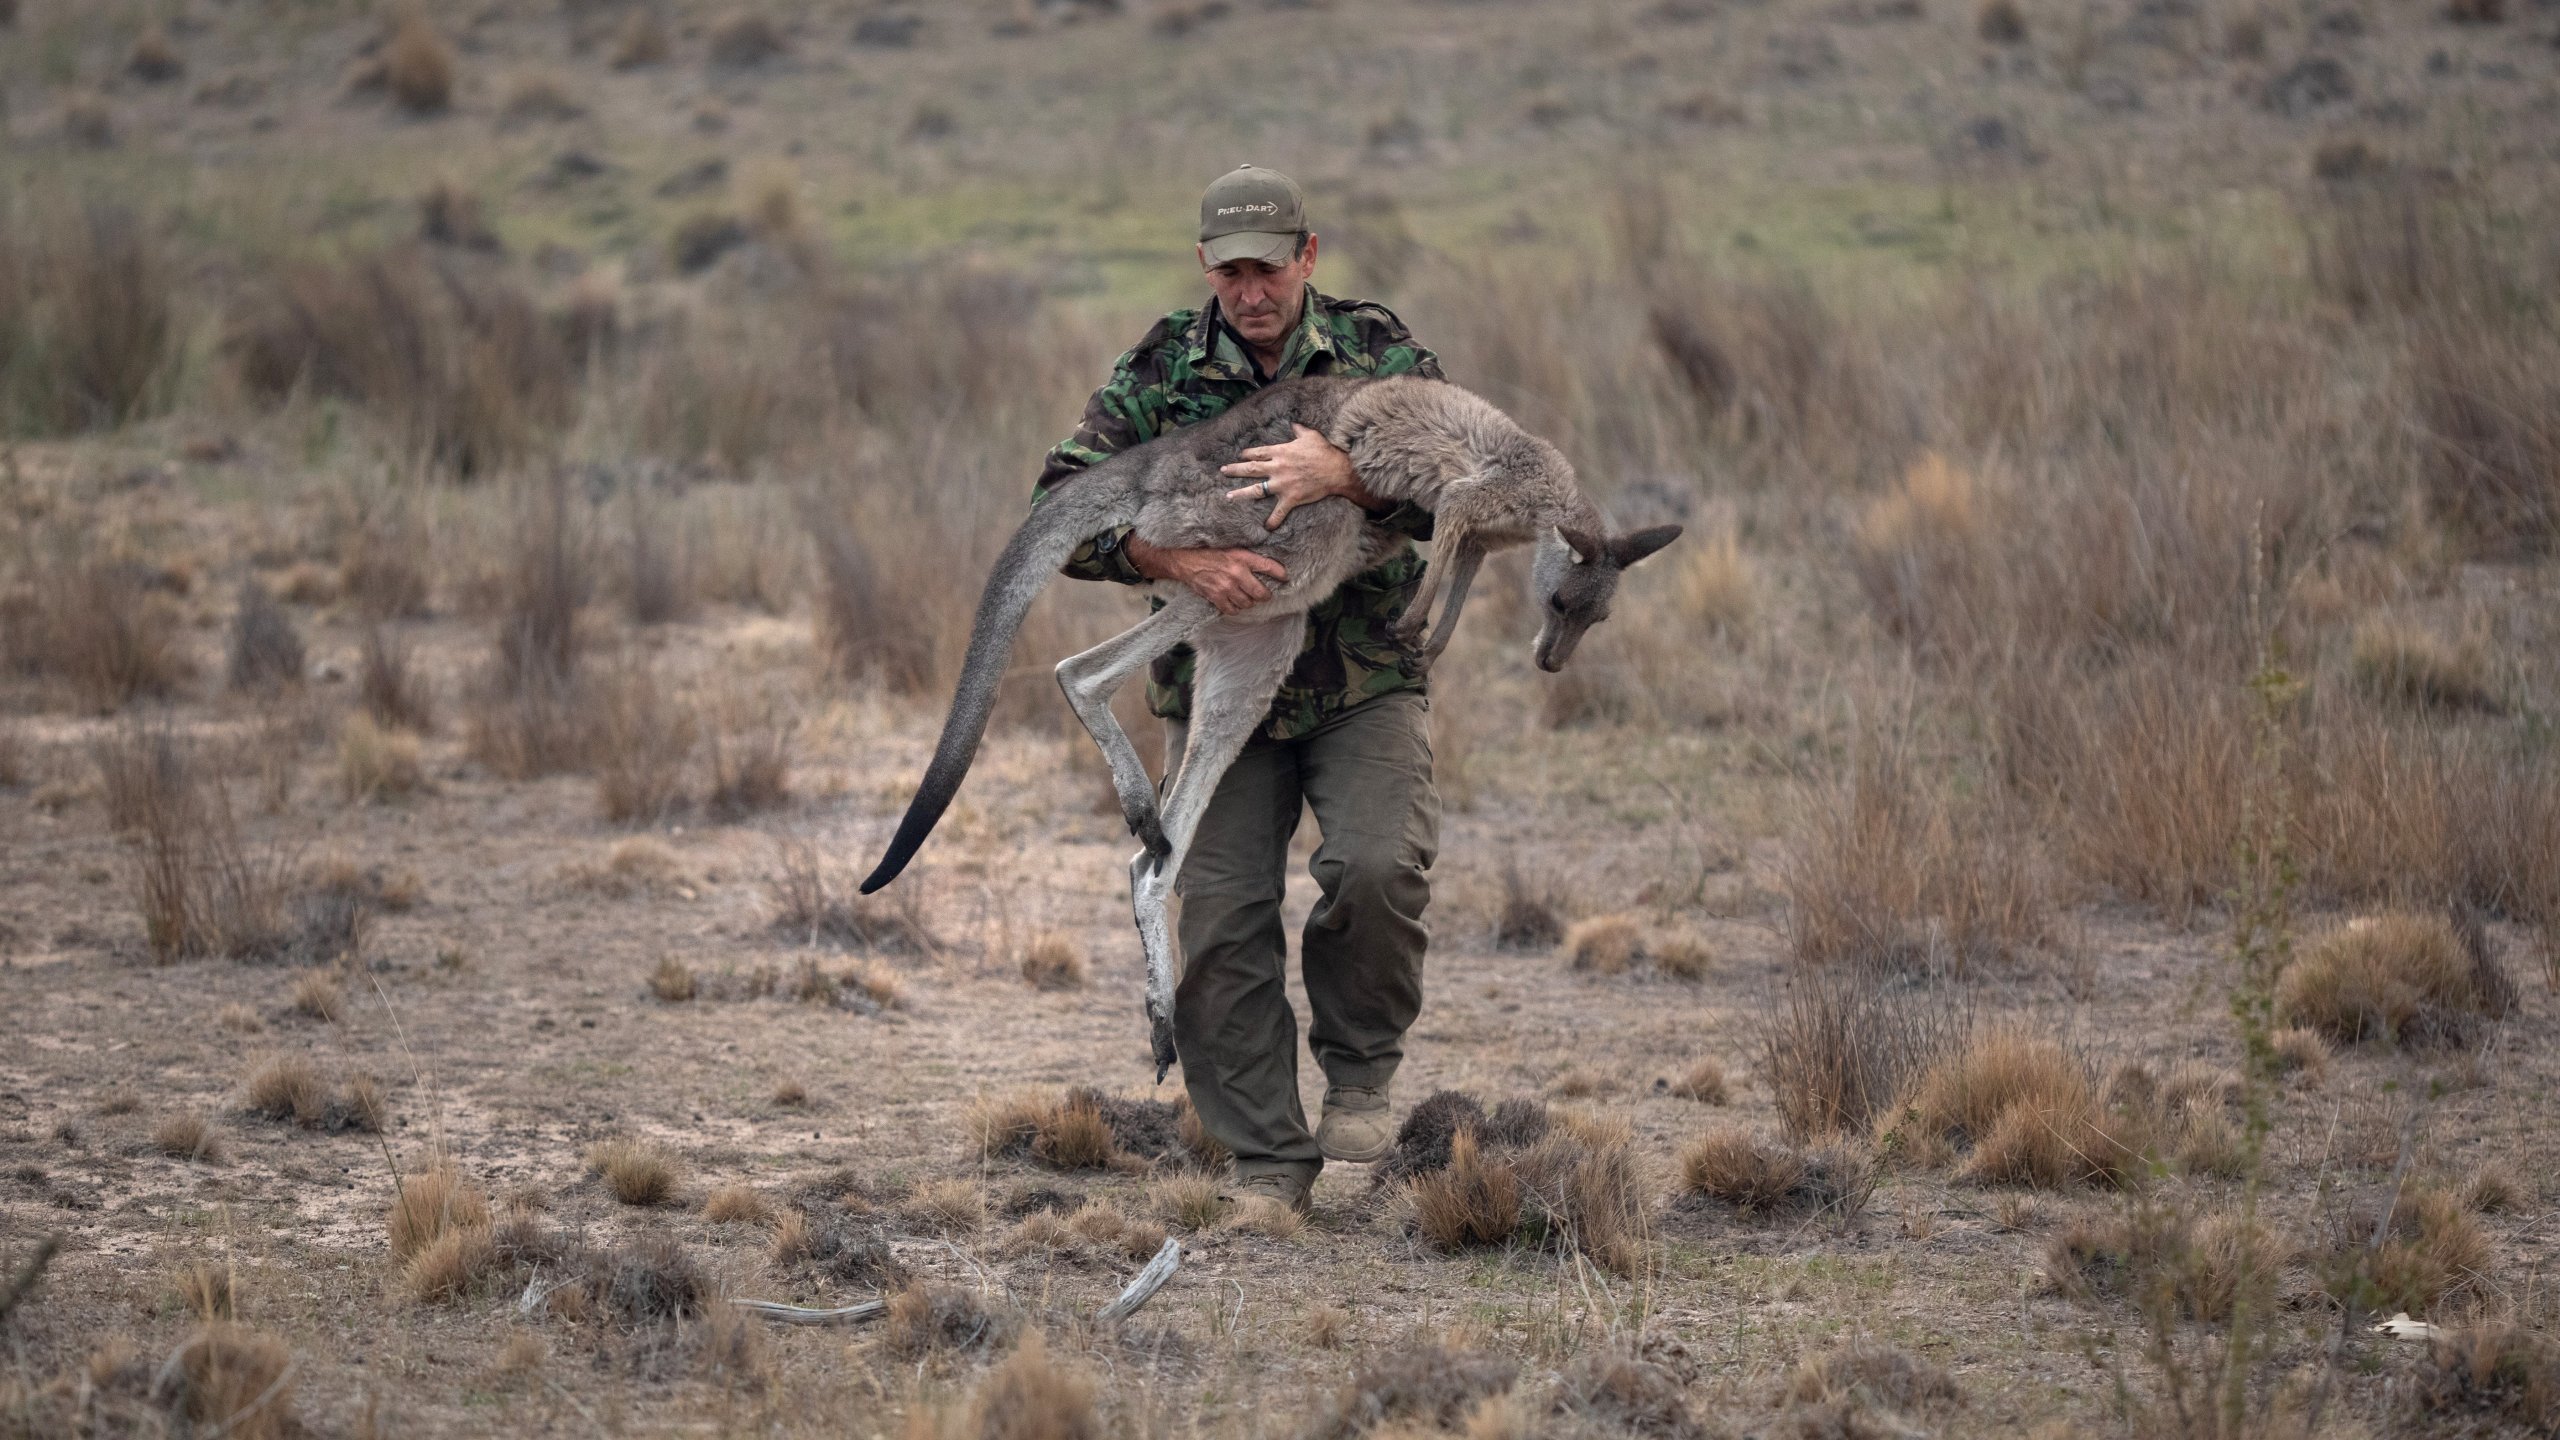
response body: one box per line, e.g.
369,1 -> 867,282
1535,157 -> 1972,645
1131,612 -> 1306,1080
1056,592 -> 1214,861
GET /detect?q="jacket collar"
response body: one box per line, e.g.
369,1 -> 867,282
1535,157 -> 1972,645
1188,284 -> 1335,384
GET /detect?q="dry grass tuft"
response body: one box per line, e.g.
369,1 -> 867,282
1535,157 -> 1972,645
173,1261 -> 234,1322
770,1079 -> 808,1109
585,1140 -> 680,1207
498,1329 -> 546,1375
950,1331 -> 1101,1440
2351,616 -> 2502,714
1019,932 -> 1088,991
290,969 -> 343,1022
768,1211 -> 811,1266
336,713 -> 424,803
165,1323 -> 297,1440
1678,1125 -> 1872,1220
402,1223 -> 498,1303
2462,1163 -> 2524,1215
1562,914 -> 1642,975
1783,1339 -> 1962,1416
2321,1186 -> 2491,1316
1150,1175 -> 1223,1232
2413,1323 -> 2560,1430
903,1178 -> 987,1234
2277,912 -> 2516,1048
1224,1195 -> 1307,1241
1551,1347 -> 1699,1437
1668,1058 -> 1729,1104
388,1166 -> 491,1262
648,956 -> 696,1002
1881,1030 -> 2161,1189
1783,749 -> 2048,971
151,1113 -> 223,1163
241,1055 -> 328,1126
381,10 -> 455,114
972,1090 -> 1133,1172
1411,1130 -> 1523,1251
1671,524 -> 1756,634
701,1186 -> 768,1225
2270,1026 -> 2330,1080
1306,1344 -> 1519,1440
883,1283 -> 1008,1359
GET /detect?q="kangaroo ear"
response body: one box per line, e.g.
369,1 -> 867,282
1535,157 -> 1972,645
1558,526 -> 1604,565
1610,524 -> 1684,568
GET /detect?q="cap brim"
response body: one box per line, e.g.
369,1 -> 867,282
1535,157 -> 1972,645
1200,230 -> 1298,267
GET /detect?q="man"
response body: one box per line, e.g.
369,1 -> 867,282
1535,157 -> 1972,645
1031,165 -> 1442,1214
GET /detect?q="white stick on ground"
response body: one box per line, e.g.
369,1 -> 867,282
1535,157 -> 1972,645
1097,1237 -> 1182,1325
730,1297 -> 889,1326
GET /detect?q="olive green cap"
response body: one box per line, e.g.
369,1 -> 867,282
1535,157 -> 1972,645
1198,164 -> 1306,266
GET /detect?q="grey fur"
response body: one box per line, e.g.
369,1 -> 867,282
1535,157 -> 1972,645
858,375 -> 1681,1077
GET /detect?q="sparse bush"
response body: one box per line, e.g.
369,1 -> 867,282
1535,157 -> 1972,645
359,627 -> 433,732
467,480 -> 594,777
1783,748 -> 2048,971
1018,932 -> 1087,990
1678,1125 -> 1871,1220
95,723 -> 296,963
1762,962 -> 1965,1142
2277,912 -> 2515,1047
593,659 -> 696,824
768,837 -> 938,954
9,557 -> 188,709
1878,1030 -> 2159,1189
226,247 -> 570,478
226,581 -> 305,692
1494,858 -> 1566,950
0,201 -> 175,435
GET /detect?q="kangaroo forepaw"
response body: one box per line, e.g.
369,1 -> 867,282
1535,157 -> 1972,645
1131,809 -> 1169,859
1149,1014 -> 1177,1083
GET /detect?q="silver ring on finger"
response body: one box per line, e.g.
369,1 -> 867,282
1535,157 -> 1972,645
1259,480 -> 1271,500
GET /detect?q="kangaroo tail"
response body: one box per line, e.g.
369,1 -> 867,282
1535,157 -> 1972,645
860,476 -> 1137,894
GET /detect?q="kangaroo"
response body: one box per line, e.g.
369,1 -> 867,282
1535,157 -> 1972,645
858,374 -> 1681,1078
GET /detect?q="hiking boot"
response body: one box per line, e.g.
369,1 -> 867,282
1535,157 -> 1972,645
1228,1170 -> 1314,1216
1317,1083 -> 1394,1164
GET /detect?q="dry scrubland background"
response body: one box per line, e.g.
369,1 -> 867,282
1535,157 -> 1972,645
4,0 -> 2560,1436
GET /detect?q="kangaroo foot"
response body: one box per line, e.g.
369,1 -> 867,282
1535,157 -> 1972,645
1129,807 -> 1169,860
1147,1004 -> 1177,1083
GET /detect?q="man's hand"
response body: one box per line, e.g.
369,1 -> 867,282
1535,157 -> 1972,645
1221,423 -> 1381,531
1125,535 -> 1288,616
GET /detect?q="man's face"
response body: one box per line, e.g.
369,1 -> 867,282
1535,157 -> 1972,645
1197,232 -> 1319,350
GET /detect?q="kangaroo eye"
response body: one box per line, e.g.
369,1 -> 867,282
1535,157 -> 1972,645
1548,595 -> 1568,614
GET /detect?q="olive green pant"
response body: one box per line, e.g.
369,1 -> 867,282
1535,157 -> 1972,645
1168,691 -> 1440,1187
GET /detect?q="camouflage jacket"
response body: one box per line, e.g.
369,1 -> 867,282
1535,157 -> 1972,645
1032,285 -> 1444,741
